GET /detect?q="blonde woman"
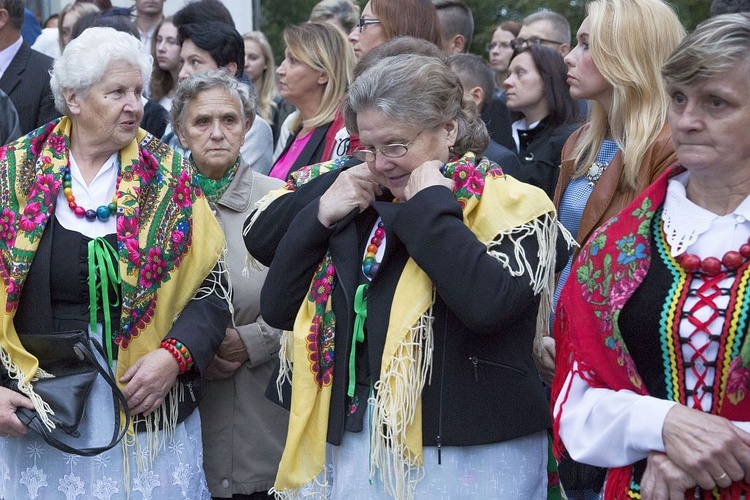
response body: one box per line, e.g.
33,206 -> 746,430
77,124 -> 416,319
551,0 -> 684,315
269,22 -> 355,181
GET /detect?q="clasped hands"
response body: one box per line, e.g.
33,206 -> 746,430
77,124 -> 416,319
317,161 -> 453,227
642,405 -> 750,499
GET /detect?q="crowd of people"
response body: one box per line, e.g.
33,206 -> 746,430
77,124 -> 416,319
0,0 -> 749,498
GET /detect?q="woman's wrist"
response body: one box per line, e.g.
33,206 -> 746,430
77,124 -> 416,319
160,338 -> 195,374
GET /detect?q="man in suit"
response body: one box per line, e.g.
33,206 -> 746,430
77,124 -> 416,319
0,0 -> 58,135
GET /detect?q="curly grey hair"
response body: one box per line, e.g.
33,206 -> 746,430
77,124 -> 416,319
169,70 -> 257,133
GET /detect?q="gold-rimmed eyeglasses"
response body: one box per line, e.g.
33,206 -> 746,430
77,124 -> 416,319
352,130 -> 424,162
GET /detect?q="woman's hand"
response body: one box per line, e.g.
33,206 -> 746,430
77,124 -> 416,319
641,452 -> 697,500
205,328 -> 246,380
534,336 -> 556,385
0,387 -> 34,438
402,160 -> 453,201
318,163 -> 382,227
120,348 -> 180,416
662,404 -> 750,489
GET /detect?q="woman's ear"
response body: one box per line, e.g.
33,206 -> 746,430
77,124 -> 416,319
64,89 -> 81,116
317,72 -> 330,85
444,119 -> 458,147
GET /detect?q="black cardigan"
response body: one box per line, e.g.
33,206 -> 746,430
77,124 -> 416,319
253,168 -> 552,448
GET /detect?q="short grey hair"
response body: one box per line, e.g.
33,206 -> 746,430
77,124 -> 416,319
50,27 -> 152,116
523,10 -> 571,44
662,13 -> 750,84
309,0 -> 360,33
344,53 -> 488,157
170,70 -> 257,132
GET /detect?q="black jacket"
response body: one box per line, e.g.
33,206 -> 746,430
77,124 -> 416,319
0,41 -> 59,135
504,119 -> 578,199
252,167 -> 552,448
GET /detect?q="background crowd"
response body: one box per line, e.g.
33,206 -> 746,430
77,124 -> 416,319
0,0 -> 749,499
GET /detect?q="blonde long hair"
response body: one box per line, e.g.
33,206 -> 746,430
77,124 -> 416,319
571,0 -> 685,189
283,22 -> 355,131
243,31 -> 278,123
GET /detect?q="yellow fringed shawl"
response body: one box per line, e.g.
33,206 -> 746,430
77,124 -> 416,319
0,118 -> 224,432
256,153 -> 559,499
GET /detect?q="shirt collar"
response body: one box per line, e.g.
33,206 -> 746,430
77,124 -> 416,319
0,36 -> 23,76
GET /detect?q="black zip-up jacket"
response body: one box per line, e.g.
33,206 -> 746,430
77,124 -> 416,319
250,167 -> 552,448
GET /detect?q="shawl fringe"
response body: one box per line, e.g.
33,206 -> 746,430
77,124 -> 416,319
369,292 -> 435,500
276,330 -> 294,402
0,348 -> 55,430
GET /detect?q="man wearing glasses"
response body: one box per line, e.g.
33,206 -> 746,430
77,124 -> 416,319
516,11 -> 572,57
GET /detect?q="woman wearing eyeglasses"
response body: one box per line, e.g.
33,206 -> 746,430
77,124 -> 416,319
252,53 -> 561,499
348,0 -> 443,59
268,22 -> 356,181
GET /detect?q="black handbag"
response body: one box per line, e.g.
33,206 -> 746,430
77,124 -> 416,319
8,330 -> 131,456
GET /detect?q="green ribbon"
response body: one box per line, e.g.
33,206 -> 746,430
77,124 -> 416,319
87,238 -> 122,367
348,283 -> 368,398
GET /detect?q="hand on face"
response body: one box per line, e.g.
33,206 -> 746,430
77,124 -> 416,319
402,160 -> 453,201
317,163 -> 382,227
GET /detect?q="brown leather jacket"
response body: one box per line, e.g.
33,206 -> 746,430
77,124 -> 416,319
554,124 -> 676,254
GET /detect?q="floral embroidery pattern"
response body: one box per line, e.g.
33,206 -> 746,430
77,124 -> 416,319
573,197 -> 656,388
444,154 -> 504,208
306,258 -> 337,387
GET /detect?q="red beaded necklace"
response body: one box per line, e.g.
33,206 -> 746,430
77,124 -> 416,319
677,239 -> 750,276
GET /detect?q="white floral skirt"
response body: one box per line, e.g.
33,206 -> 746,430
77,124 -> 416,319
0,353 -> 210,500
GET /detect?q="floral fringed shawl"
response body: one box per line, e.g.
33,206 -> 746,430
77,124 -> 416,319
0,118 -> 225,434
253,153 -> 561,499
551,166 -> 750,499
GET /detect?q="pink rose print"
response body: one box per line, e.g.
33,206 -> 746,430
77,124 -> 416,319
19,202 -> 47,232
139,247 -> 168,287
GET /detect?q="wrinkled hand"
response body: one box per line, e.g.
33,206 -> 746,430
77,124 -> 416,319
0,387 -> 34,438
217,328 -> 249,364
641,452 -> 698,500
318,163 -> 382,227
121,348 -> 180,416
402,160 -> 453,201
534,336 -> 556,386
662,404 -> 750,490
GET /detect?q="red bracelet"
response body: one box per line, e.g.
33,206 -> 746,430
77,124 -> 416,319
160,339 -> 194,374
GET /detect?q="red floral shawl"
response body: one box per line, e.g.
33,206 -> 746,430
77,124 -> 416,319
552,166 -> 750,499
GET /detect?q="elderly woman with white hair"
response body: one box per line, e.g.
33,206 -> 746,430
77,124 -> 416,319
0,27 -> 229,499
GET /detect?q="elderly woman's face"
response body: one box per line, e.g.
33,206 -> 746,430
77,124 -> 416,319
66,62 -> 144,152
176,87 -> 250,179
356,108 -> 456,201
667,59 -> 750,176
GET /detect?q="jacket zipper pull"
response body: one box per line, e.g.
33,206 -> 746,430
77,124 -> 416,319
186,381 -> 196,402
470,356 -> 478,382
436,435 -> 442,465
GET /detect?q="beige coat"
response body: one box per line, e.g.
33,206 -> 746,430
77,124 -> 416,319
199,160 -> 288,497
